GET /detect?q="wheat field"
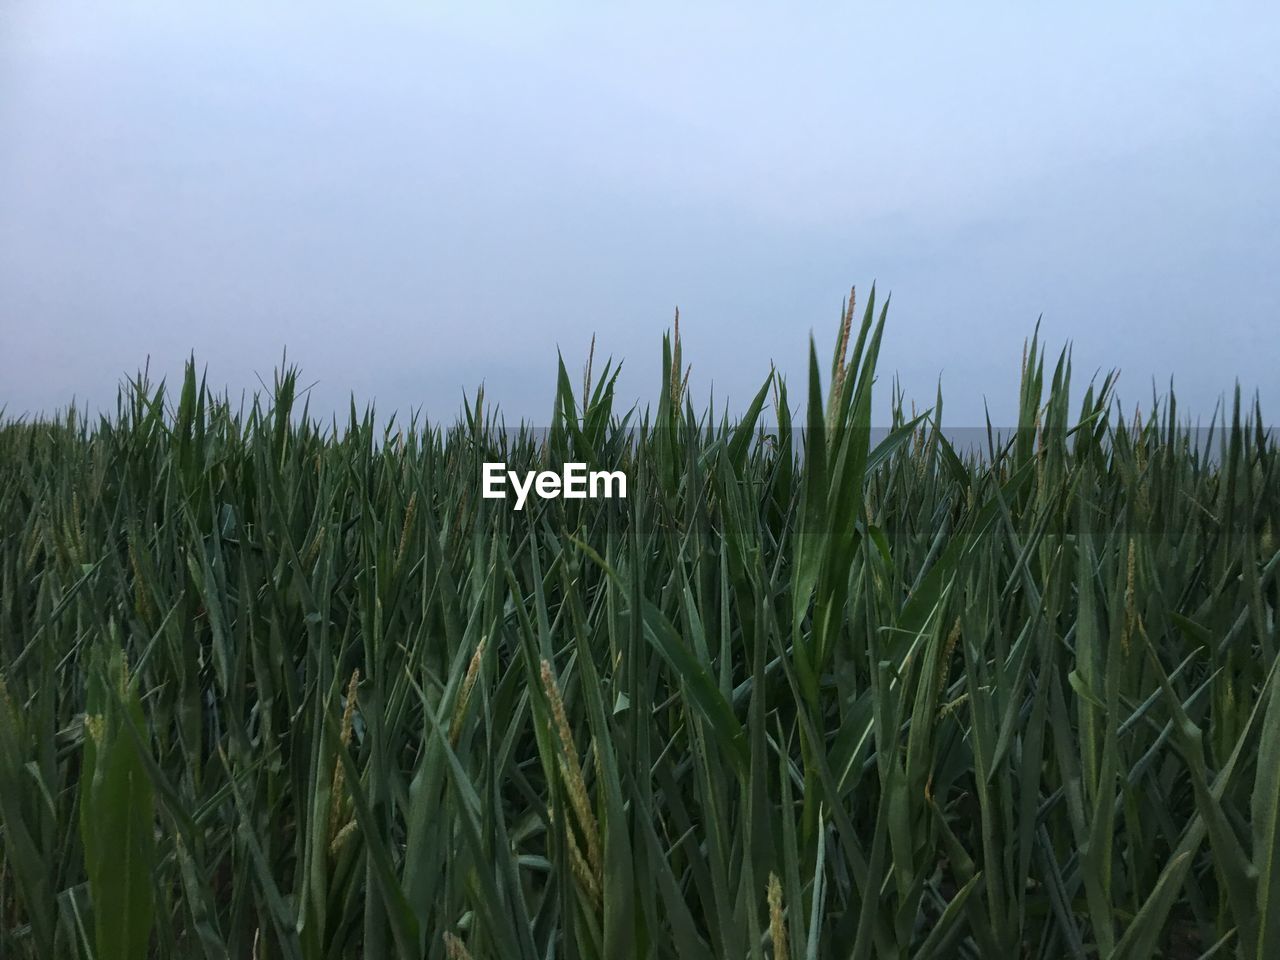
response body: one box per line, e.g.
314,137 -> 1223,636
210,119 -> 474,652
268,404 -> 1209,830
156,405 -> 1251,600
2,290 -> 1277,958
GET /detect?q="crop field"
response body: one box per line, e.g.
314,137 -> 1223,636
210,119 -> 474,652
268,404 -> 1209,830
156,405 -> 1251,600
1,294 -> 1278,959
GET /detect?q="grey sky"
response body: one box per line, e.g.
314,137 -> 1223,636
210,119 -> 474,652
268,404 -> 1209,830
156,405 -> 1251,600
2,2 -> 1278,427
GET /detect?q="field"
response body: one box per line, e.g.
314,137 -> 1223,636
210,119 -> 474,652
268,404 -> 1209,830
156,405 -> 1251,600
2,293 -> 1278,959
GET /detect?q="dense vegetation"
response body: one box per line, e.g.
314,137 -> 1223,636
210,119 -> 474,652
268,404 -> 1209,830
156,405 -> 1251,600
2,291 -> 1278,959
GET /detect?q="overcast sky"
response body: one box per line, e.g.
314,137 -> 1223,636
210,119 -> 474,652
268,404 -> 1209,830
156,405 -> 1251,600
2,2 -> 1277,427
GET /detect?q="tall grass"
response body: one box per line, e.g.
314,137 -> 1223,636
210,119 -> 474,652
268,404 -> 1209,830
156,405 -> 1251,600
1,290 -> 1277,958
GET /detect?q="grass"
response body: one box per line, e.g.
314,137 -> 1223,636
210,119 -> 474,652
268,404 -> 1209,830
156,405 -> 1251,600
1,288 -> 1277,958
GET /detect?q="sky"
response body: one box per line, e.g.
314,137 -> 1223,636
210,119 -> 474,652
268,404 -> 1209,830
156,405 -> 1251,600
2,2 -> 1278,427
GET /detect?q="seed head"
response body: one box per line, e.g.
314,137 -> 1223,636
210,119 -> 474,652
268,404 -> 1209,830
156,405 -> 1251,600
768,872 -> 788,960
443,931 -> 474,960
450,638 -> 486,745
540,659 -> 602,879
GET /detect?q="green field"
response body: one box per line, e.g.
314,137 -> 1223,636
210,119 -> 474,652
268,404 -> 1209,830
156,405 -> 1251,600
2,292 -> 1278,959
